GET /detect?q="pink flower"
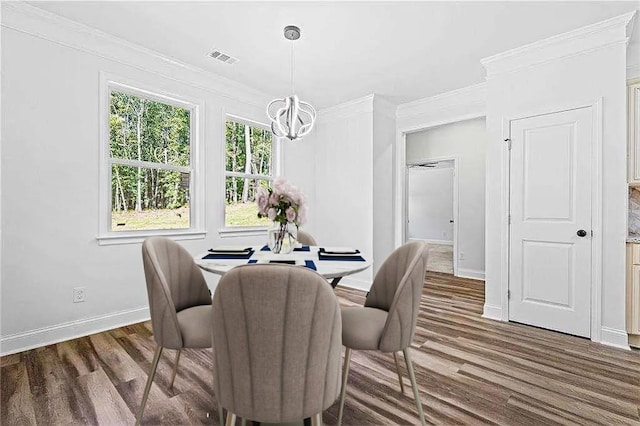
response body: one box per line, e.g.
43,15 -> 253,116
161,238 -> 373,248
269,193 -> 279,206
267,207 -> 277,221
273,176 -> 287,194
255,187 -> 269,214
285,206 -> 296,222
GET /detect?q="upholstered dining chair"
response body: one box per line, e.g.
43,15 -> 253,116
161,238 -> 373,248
296,229 -> 318,246
338,241 -> 428,426
138,237 -> 213,425
212,264 -> 342,426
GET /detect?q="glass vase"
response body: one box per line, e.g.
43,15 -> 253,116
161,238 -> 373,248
268,221 -> 294,254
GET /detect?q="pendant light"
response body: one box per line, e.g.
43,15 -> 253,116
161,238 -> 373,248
267,25 -> 317,141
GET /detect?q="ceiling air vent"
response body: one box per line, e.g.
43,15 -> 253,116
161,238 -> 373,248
208,48 -> 239,65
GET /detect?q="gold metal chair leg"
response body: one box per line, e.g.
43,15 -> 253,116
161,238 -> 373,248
393,352 -> 405,393
403,348 -> 426,426
337,347 -> 352,426
225,412 -> 237,426
136,346 -> 163,426
169,349 -> 182,388
311,412 -> 323,426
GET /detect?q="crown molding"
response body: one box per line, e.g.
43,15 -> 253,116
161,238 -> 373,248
397,83 -> 487,120
318,93 -> 374,124
1,1 -> 274,108
481,11 -> 637,77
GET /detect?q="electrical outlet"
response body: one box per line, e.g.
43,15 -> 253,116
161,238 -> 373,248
459,252 -> 465,260
73,287 -> 86,303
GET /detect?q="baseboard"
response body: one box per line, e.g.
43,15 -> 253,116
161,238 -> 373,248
456,268 -> 485,280
482,304 -> 503,321
338,276 -> 371,292
409,238 -> 454,246
0,306 -> 150,356
599,327 -> 630,350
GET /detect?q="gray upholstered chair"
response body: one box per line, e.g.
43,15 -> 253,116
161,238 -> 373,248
338,241 -> 428,426
296,229 -> 318,246
212,264 -> 342,426
138,237 -> 213,425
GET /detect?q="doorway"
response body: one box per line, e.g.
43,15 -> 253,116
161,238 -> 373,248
406,158 -> 458,275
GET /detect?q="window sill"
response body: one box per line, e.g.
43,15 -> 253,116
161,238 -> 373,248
97,229 -> 207,246
218,226 -> 269,238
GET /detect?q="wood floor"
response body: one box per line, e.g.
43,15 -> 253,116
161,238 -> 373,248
2,272 -> 639,425
426,244 -> 453,274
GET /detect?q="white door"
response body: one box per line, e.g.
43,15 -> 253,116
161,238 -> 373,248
509,107 -> 592,338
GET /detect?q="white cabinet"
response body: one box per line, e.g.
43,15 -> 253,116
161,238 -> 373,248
626,244 -> 640,348
628,80 -> 640,184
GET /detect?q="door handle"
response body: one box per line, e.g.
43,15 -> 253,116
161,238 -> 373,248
449,220 -> 454,223
577,230 -> 587,237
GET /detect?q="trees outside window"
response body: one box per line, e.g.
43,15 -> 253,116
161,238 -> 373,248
224,118 -> 276,227
109,90 -> 194,231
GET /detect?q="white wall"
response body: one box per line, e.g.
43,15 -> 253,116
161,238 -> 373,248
283,94 -> 397,288
286,96 -> 375,289
482,12 -> 634,348
407,166 -> 454,243
372,96 -> 397,275
406,118 -> 487,277
0,5 -> 280,354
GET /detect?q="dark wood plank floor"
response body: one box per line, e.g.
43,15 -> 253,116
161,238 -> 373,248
2,272 -> 639,425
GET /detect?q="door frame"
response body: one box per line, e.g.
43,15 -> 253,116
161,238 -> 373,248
405,156 -> 459,276
501,98 -> 603,342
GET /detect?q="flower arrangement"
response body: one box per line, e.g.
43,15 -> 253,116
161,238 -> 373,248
255,177 -> 307,226
256,177 -> 307,253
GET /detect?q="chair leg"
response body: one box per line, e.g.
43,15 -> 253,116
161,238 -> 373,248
170,349 -> 182,388
311,412 -> 323,426
136,346 -> 163,426
403,348 -> 426,426
393,352 -> 405,393
337,347 -> 352,426
225,412 -> 237,426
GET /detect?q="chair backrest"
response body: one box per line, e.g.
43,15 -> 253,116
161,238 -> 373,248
212,264 -> 342,423
296,229 -> 317,246
142,237 -> 211,349
364,241 -> 428,352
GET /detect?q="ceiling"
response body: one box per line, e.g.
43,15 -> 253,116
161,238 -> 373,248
29,1 -> 640,109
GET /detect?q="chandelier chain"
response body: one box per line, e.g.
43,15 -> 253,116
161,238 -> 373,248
290,41 -> 295,94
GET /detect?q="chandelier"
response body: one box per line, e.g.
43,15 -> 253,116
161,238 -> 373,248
267,25 -> 317,141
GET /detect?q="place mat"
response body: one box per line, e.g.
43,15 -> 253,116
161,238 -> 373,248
203,250 -> 254,260
248,259 -> 317,270
260,245 -> 311,252
318,252 -> 365,262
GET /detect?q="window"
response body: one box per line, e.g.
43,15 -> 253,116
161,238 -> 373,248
224,117 -> 277,228
99,76 -> 203,243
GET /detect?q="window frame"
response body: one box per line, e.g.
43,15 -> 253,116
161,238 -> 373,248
220,113 -> 281,236
98,73 -> 206,245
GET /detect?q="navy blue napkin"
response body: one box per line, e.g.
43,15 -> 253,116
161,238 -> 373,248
248,259 -> 317,270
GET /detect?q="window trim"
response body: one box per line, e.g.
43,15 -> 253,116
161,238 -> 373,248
220,113 -> 281,234
97,72 -> 206,245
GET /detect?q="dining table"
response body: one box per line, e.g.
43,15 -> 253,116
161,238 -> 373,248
195,245 -> 371,288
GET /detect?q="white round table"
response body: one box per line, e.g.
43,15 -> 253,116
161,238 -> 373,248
195,246 -> 370,288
